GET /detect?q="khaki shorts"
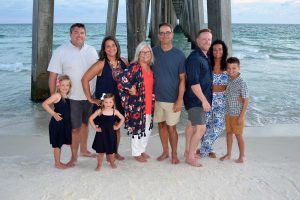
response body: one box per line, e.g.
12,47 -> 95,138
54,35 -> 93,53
154,101 -> 181,126
225,115 -> 245,135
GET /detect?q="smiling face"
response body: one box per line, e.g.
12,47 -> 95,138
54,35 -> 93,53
212,43 -> 223,59
58,80 -> 71,96
158,25 -> 174,45
197,32 -> 212,54
103,97 -> 114,109
104,39 -> 118,58
70,26 -> 86,48
139,46 -> 152,64
227,63 -> 240,78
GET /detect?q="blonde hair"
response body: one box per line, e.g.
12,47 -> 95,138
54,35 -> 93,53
101,93 -> 116,110
131,41 -> 154,65
56,75 -> 72,95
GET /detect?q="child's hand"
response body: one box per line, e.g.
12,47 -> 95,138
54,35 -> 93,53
53,112 -> 62,121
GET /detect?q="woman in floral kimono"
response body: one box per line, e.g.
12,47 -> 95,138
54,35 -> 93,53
117,42 -> 155,162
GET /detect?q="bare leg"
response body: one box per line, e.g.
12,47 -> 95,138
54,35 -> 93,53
108,154 -> 117,169
115,129 -> 125,160
184,120 -> 194,157
157,122 -> 169,161
80,123 -> 96,157
186,125 -> 205,167
235,134 -> 245,163
95,153 -> 104,171
67,128 -> 80,166
220,133 -> 233,161
53,148 -> 68,169
168,125 -> 180,164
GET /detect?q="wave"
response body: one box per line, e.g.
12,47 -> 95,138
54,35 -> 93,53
0,35 -> 5,38
0,63 -> 30,72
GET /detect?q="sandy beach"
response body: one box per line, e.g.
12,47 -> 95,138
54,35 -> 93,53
0,124 -> 300,200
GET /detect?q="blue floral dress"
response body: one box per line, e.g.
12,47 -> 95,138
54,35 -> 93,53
200,72 -> 228,156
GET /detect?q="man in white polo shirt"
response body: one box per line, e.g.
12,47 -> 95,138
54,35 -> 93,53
48,23 -> 98,166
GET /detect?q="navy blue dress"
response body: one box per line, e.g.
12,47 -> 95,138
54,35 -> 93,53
49,98 -> 72,148
94,59 -> 127,116
92,112 -> 117,154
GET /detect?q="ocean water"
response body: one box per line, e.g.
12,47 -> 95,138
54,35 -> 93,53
0,23 -> 300,136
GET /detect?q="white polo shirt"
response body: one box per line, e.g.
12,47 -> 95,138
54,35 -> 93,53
47,41 -> 98,100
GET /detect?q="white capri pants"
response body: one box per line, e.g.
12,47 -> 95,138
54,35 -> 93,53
131,114 -> 152,156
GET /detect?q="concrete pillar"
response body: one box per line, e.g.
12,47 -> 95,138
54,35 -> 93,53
150,0 -> 162,46
207,0 -> 232,55
105,0 -> 119,37
126,0 -> 148,61
31,0 -> 54,101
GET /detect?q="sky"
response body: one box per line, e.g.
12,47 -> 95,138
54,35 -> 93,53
0,0 -> 300,24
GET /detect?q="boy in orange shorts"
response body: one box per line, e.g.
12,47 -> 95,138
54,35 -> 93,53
220,57 -> 249,163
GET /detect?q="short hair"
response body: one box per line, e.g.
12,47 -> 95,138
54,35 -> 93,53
131,41 -> 154,65
159,22 -> 173,32
70,23 -> 86,33
197,28 -> 212,37
227,57 -> 240,66
99,36 -> 121,61
209,40 -> 228,71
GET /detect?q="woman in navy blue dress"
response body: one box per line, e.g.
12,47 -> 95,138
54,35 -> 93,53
82,36 -> 129,160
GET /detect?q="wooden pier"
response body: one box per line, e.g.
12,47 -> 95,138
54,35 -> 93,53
31,0 -> 232,101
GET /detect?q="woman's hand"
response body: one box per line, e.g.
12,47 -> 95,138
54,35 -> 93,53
89,97 -> 102,107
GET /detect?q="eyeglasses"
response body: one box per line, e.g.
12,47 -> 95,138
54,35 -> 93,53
140,51 -> 151,55
159,31 -> 172,36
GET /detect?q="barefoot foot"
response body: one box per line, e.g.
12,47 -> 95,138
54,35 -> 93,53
55,163 -> 69,169
208,152 -> 217,159
235,156 -> 245,163
110,162 -> 117,169
134,155 -> 147,163
80,151 -> 97,158
185,158 -> 202,167
115,153 -> 125,161
141,152 -> 150,159
66,159 -> 77,167
157,152 -> 169,161
171,154 -> 180,164
95,165 -> 102,171
220,154 -> 231,161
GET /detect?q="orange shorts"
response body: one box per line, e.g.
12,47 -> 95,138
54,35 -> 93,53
225,115 -> 245,135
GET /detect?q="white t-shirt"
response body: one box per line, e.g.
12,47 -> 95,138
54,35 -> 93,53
47,41 -> 98,100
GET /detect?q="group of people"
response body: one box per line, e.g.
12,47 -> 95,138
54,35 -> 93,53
42,22 -> 249,170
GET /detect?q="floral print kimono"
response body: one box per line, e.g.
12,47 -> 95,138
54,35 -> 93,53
117,63 -> 155,139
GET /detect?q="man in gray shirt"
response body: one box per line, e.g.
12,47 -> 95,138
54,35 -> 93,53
152,23 -> 186,164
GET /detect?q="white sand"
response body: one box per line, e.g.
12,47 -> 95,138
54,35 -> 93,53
0,124 -> 300,200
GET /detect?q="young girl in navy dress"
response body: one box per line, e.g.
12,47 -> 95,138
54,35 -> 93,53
89,93 -> 125,171
42,75 -> 72,169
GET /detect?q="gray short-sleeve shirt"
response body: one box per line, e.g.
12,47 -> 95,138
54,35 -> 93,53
152,46 -> 186,103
